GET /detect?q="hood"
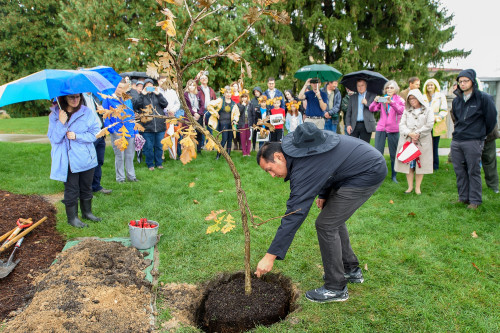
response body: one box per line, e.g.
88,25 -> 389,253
406,89 -> 428,109
456,69 -> 478,92
253,86 -> 263,96
422,78 -> 441,94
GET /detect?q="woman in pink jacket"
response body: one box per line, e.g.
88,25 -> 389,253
369,80 -> 405,183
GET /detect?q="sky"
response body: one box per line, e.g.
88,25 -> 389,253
439,0 -> 500,77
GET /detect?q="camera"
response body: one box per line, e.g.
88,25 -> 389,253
310,78 -> 319,84
378,97 -> 388,103
146,86 -> 155,93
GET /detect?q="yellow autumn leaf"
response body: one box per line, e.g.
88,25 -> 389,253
206,224 -> 221,234
221,222 -> 236,234
204,137 -> 219,152
114,136 -> 129,151
96,128 -> 109,138
161,136 -> 173,151
118,125 -> 131,137
134,122 -> 145,132
471,231 -> 478,238
180,149 -> 193,164
189,182 -> 195,187
205,210 -> 226,221
225,214 -> 235,224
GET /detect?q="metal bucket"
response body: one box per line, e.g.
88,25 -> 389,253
129,220 -> 159,250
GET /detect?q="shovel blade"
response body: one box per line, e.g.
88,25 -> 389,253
0,259 -> 20,278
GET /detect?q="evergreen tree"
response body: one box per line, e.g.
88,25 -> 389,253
282,0 -> 469,83
58,0 -> 161,71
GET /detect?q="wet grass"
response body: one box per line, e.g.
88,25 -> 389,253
0,116 -> 49,134
0,140 -> 498,332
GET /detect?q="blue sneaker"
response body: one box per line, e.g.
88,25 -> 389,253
344,267 -> 364,283
305,286 -> 348,303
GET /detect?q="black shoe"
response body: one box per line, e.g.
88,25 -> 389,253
305,285 -> 348,303
216,152 -> 220,160
127,178 -> 139,182
65,203 -> 88,228
344,267 -> 364,283
80,199 -> 102,222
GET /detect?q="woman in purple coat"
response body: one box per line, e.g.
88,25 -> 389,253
369,80 -> 405,183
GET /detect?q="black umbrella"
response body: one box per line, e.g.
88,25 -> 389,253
340,70 -> 389,95
119,71 -> 149,80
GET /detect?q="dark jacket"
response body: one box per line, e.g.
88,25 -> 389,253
452,69 -> 498,141
133,92 -> 169,133
237,103 -> 250,128
264,88 -> 286,109
197,85 -> 217,110
249,86 -> 263,126
345,91 -> 377,132
184,91 -> 205,117
268,135 -> 387,260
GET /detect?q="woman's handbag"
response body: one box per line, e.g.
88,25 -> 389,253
397,141 -> 421,163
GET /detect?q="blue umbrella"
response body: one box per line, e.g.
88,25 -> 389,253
0,67 -> 121,107
85,66 -> 122,96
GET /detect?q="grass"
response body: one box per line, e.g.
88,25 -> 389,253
0,140 -> 498,332
0,116 -> 49,134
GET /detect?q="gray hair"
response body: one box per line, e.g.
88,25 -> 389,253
384,80 -> 400,94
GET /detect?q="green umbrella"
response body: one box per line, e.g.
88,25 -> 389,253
294,64 -> 342,82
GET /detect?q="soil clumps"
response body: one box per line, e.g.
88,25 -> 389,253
0,190 -> 65,320
4,239 -> 154,332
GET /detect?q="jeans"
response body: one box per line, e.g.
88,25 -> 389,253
219,122 -> 233,150
142,131 -> 165,168
110,132 -> 136,181
374,131 -> 399,177
92,136 -> 106,192
324,119 -> 338,133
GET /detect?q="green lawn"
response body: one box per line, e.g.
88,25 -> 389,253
0,116 -> 49,134
0,140 -> 498,332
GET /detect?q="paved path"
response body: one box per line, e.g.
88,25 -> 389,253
0,134 -> 112,145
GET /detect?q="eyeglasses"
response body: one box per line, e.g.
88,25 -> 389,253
458,79 -> 471,84
67,95 -> 80,100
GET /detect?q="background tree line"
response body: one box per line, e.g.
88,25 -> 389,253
0,0 -> 468,117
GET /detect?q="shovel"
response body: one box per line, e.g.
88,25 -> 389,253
0,237 -> 23,278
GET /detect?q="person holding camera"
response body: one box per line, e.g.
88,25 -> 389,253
298,78 -> 328,129
369,80 -> 405,183
133,78 -> 169,170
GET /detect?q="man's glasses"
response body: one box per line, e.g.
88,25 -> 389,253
458,79 -> 471,84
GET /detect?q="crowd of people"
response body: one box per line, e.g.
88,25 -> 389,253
47,68 -> 498,231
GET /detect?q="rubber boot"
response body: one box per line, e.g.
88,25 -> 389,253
391,173 -> 398,183
65,203 -> 88,228
80,199 -> 102,222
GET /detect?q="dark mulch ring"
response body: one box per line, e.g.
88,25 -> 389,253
0,190 -> 66,321
197,272 -> 299,333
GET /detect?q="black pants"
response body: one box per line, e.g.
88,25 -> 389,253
316,183 -> 382,290
270,128 -> 283,142
63,167 -> 94,206
432,134 -> 440,170
92,137 -> 106,192
351,122 -> 371,143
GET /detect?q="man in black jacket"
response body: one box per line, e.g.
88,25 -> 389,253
255,123 -> 387,303
451,69 -> 498,209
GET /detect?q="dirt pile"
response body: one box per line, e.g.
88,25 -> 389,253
0,190 -> 65,320
4,239 -> 154,332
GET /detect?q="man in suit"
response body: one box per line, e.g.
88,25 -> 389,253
345,79 -> 376,143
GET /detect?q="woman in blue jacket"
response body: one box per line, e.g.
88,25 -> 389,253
47,93 -> 101,228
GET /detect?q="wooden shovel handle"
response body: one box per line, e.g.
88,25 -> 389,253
0,227 -> 17,243
0,216 -> 47,253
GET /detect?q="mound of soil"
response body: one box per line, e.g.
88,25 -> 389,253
0,190 -> 65,320
4,239 -> 154,332
198,272 -> 296,333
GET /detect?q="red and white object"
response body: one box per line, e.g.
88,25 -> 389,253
397,141 -> 421,163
